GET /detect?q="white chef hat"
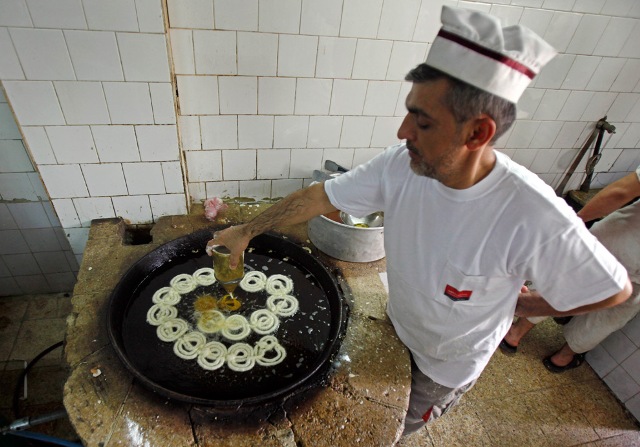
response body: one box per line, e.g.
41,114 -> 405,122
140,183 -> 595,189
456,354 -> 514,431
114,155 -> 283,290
425,6 -> 556,103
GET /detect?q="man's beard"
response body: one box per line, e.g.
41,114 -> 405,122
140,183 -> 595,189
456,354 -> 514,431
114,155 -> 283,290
407,142 -> 437,178
406,141 -> 460,181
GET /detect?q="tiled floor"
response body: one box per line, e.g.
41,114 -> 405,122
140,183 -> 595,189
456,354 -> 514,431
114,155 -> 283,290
1,293 -> 639,446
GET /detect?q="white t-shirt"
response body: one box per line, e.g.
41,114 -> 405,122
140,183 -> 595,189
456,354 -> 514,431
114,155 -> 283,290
325,143 -> 628,388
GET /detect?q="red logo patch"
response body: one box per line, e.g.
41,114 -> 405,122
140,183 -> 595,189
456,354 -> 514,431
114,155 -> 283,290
444,284 -> 472,302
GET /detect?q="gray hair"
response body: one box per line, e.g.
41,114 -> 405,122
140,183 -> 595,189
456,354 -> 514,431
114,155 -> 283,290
405,63 -> 516,144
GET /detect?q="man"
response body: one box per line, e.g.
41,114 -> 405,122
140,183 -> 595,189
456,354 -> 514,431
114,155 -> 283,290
501,168 -> 640,373
208,6 -> 631,435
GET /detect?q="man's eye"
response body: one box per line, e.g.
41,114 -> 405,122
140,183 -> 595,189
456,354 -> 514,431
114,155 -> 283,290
417,122 -> 429,130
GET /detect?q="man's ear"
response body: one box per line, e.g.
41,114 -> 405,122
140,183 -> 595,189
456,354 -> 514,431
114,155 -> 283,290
466,115 -> 496,151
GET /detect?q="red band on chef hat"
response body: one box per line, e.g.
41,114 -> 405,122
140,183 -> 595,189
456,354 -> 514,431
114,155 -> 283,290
425,6 -> 556,103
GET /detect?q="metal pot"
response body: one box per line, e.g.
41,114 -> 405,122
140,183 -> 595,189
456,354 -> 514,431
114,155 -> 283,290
308,211 -> 385,263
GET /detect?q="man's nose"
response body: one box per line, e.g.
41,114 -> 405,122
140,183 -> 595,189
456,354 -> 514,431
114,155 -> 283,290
397,114 -> 412,141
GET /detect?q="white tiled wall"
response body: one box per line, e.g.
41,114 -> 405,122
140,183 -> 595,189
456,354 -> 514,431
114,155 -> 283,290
1,0 -> 640,414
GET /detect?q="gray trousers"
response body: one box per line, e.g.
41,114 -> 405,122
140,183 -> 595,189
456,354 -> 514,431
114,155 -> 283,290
402,357 -> 477,435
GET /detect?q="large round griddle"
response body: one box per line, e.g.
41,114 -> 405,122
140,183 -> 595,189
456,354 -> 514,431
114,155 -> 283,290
107,230 -> 349,410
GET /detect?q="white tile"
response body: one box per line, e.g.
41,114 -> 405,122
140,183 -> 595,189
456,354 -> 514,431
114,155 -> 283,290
175,76 -> 219,115
0,172 -> 37,200
136,125 -> 179,161
615,124 -> 640,149
150,83 -> 176,124
239,180 -> 270,199
516,88 -> 544,120
622,313 -> 640,346
458,1 -> 491,13
581,92 -> 616,122
104,82 -> 154,124
259,0 -> 301,34
117,33 -> 170,82
596,147 -> 622,171
377,0 -> 420,41
340,0 -> 383,39
542,0 -> 574,11
65,228 -> 89,254
214,0 -> 258,31
0,140 -> 32,172
295,79 -> 332,115
9,28 -> 75,81
603,0 -> 634,16
604,365 -> 640,402
307,116 -> 342,148
300,0 -> 342,36
167,0 -> 213,29
611,59 -> 640,93
0,103 -> 21,139
511,148 -> 538,169
530,121 -> 563,149
533,90 -> 569,120
201,116 -> 237,149
64,30 -> 123,81
278,34 -> 317,78
413,0 -> 449,43
169,29 -> 195,74
627,97 -> 640,122
193,30 -> 236,75
489,5 -> 523,27
46,125 -> 99,163
340,116 -> 374,147
91,125 -> 140,162
363,81 -> 401,116
530,148 -> 561,173
561,56 -> 600,91
81,163 -> 128,196
506,121 -> 541,149
258,77 -> 295,115
274,116 -> 308,149
386,42 -> 428,81
122,162 -> 166,194
0,0 -> 32,26
205,180 -> 238,198
237,32 -> 278,76
593,17 -> 636,57
566,14 -> 609,56
161,161 -> 184,194
315,37 -> 356,79
289,148 -> 322,177
572,0 -> 605,13
552,122 -> 588,149
38,164 -> 89,198
238,115 -> 273,149
533,54 -> 575,89
178,115 -> 201,149
519,8 -> 554,40
219,77 -> 257,114
54,81 -> 110,125
0,28 -> 24,80
607,93 -> 640,123
112,195 -> 153,223
73,197 -> 116,224
135,0 -> 165,33
371,116 -> 402,147
322,148 -> 353,170
22,127 -> 57,164
586,57 -> 626,92
27,0 -> 87,29
257,149 -> 290,179
625,393 -> 640,422
557,91 -> 593,121
330,79 -> 367,115
184,150 -> 222,181
619,22 -> 640,59
51,199 -> 81,227
189,182 -> 206,201
222,149 -> 256,180
149,194 -> 187,219
82,0 -> 139,31
271,178 -> 302,198
352,39 -> 392,80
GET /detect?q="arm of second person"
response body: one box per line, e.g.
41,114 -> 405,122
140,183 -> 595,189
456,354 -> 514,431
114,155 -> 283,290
206,182 -> 337,268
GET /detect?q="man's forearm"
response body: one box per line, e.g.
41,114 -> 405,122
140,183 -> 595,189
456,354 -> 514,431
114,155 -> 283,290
515,279 -> 632,318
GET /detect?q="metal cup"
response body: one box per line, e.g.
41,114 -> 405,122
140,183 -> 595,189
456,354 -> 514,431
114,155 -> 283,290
210,245 -> 244,294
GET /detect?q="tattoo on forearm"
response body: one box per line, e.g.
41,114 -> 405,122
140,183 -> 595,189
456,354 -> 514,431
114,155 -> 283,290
246,195 -> 307,237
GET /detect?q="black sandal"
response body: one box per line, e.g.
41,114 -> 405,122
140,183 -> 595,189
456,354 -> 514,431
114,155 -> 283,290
498,339 -> 518,355
542,352 -> 585,373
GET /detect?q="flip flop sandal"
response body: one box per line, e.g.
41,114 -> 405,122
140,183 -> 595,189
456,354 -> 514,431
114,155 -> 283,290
499,339 -> 518,355
542,352 -> 586,373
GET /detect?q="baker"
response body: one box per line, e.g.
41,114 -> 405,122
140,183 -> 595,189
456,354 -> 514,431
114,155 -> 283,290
207,6 -> 631,436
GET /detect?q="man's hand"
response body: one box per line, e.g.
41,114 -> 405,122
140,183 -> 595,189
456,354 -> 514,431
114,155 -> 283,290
206,224 -> 251,269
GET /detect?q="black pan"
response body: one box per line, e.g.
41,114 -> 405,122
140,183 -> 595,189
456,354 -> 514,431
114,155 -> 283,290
107,230 -> 349,410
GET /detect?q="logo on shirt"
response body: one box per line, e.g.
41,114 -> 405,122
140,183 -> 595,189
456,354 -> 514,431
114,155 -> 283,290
444,284 -> 473,302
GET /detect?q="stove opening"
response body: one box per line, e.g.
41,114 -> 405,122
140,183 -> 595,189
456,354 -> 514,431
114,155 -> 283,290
124,225 -> 153,245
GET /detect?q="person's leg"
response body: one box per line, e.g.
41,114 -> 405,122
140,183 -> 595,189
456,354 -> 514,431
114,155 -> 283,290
402,357 -> 476,436
499,316 -> 546,354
